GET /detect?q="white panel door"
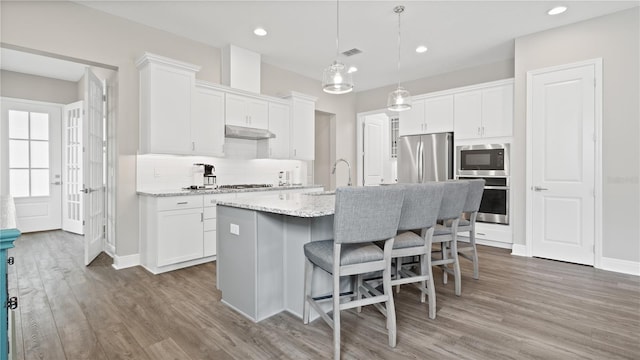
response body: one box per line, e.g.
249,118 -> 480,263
62,101 -> 84,234
1,99 -> 62,232
530,64 -> 596,265
363,116 -> 384,185
83,69 -> 105,265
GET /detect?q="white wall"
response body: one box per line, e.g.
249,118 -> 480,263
0,69 -> 79,104
513,8 -> 639,263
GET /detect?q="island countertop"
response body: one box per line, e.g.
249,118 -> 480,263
216,192 -> 335,217
137,184 -> 323,197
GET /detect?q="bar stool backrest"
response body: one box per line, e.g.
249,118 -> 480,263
463,179 -> 485,213
397,183 -> 445,232
333,186 -> 405,245
438,181 -> 469,221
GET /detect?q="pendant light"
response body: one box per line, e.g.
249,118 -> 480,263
322,0 -> 353,94
387,5 -> 412,111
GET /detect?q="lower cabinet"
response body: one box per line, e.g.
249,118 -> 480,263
157,207 -> 204,266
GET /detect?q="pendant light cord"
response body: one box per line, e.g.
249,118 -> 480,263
396,6 -> 402,88
336,0 -> 340,59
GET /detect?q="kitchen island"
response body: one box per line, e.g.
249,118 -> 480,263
216,192 -> 339,322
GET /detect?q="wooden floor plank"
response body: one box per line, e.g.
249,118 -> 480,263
6,230 -> 640,360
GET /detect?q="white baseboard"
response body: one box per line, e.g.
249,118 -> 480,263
112,253 -> 140,270
104,243 -> 116,258
599,257 -> 640,276
511,244 -> 529,257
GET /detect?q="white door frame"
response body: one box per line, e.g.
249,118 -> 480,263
525,58 -> 603,268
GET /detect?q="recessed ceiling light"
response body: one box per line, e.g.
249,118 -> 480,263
254,28 -> 267,36
347,66 -> 358,73
547,6 -> 567,15
416,45 -> 428,53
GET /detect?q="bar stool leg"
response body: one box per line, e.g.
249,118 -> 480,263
303,258 -> 313,324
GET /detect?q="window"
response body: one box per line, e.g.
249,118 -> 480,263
8,110 -> 50,197
390,116 -> 399,159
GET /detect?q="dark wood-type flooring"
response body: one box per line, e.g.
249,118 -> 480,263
7,230 -> 640,359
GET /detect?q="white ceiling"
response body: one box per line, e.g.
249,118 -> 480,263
0,47 -> 87,82
77,1 -> 637,92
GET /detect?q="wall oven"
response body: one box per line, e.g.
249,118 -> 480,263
458,176 -> 509,225
456,143 -> 510,225
457,144 -> 509,176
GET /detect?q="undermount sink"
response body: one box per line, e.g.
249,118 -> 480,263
304,190 -> 335,196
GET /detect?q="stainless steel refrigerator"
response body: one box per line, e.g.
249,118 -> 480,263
397,132 -> 453,183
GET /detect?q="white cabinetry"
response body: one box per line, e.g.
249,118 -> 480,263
454,80 -> 513,140
258,101 -> 290,159
399,94 -> 454,136
225,93 -> 269,129
286,92 -> 317,160
192,82 -> 225,156
140,195 -> 207,273
137,53 -> 201,155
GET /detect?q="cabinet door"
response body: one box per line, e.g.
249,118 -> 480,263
454,90 -> 482,139
290,98 -> 315,160
267,102 -> 290,158
398,99 -> 425,136
247,98 -> 269,130
204,230 -> 216,257
148,66 -> 193,154
225,93 -> 249,127
192,86 -> 225,156
481,83 -> 513,138
424,95 -> 454,133
157,208 -> 203,266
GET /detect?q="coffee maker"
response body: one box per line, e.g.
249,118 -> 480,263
193,163 -> 217,188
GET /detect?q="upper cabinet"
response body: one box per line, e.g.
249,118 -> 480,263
225,93 -> 268,129
454,80 -> 513,140
286,92 -> 317,160
137,53 -> 201,155
399,94 -> 454,136
258,101 -> 290,159
192,82 -> 225,157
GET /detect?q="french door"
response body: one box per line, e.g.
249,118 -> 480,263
63,101 -> 84,234
1,98 -> 62,232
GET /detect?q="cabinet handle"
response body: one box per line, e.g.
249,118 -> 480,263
177,201 -> 188,205
477,127 -> 481,135
192,142 -> 195,151
293,149 -> 297,157
201,213 -> 204,222
482,126 -> 485,136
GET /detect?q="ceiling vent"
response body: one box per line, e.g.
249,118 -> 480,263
341,48 -> 362,57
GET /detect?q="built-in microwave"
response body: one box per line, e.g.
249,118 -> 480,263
457,144 -> 510,176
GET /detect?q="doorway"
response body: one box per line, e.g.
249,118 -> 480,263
314,111 -> 336,190
526,59 -> 602,266
356,110 -> 398,186
1,45 -> 117,265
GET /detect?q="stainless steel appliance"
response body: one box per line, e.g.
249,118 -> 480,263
397,133 -> 453,183
457,143 -> 510,176
458,176 -> 509,225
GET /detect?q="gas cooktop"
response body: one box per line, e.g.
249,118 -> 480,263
217,184 -> 274,190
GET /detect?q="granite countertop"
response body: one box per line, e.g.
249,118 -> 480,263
137,184 -> 324,197
216,192 -> 335,217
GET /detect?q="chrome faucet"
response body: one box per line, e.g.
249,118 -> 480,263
332,158 -> 352,186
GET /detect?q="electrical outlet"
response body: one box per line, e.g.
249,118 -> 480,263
230,223 -> 240,235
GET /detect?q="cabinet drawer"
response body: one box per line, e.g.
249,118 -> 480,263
156,195 -> 203,211
204,218 -> 216,232
204,206 -> 217,219
204,193 -> 236,206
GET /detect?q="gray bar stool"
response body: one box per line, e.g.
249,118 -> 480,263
302,186 -> 405,360
388,183 -> 445,319
432,181 -> 469,296
447,179 -> 485,279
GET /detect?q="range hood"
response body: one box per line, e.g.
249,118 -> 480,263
225,125 -> 275,140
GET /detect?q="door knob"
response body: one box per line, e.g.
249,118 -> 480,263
81,187 -> 96,194
533,186 -> 548,191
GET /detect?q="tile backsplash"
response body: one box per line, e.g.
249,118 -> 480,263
137,154 -> 310,191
